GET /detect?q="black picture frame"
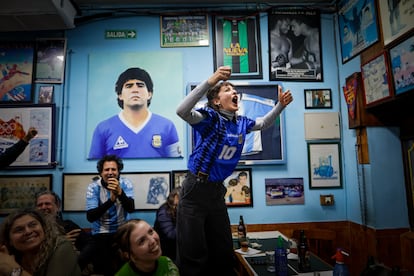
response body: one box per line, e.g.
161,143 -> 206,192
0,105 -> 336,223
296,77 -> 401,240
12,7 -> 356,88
0,174 -> 52,215
0,104 -> 56,169
338,0 -> 380,64
307,142 -> 342,189
304,89 -> 332,109
212,13 -> 262,80
268,9 -> 323,81
224,168 -> 253,207
187,82 -> 286,165
35,38 -> 67,83
171,170 -> 188,188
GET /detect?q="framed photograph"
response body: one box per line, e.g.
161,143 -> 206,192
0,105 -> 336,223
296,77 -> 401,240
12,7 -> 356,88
389,34 -> 414,95
125,172 -> 171,210
38,86 -> 54,104
338,0 -> 379,64
213,13 -> 262,79
62,173 -> 99,211
265,177 -> 304,206
160,15 -> 209,47
378,0 -> 414,46
268,9 -> 323,81
0,41 -> 34,103
224,168 -> 253,207
361,52 -> 393,107
0,174 -> 52,215
35,38 -> 67,83
171,170 -> 188,188
307,142 -> 342,189
0,104 -> 56,169
187,82 -> 286,165
304,89 -> 332,109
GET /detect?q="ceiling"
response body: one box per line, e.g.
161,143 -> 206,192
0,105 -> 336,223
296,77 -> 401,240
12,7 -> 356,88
0,0 -> 338,32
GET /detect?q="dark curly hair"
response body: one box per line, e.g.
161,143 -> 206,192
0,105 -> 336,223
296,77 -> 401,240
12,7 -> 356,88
96,154 -> 124,173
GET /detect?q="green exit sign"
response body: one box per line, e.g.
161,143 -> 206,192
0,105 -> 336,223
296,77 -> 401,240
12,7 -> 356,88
105,30 -> 136,39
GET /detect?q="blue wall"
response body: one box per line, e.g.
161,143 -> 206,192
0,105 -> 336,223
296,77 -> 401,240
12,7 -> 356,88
1,11 -> 409,230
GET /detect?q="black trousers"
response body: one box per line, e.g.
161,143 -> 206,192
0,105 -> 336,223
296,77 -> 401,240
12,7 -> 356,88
176,173 -> 237,276
81,233 -> 117,276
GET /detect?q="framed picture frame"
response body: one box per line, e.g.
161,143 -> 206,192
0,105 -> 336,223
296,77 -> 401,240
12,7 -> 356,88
389,34 -> 414,95
378,0 -> 414,47
187,82 -> 286,165
361,52 -> 393,107
125,172 -> 171,210
402,138 -> 414,229
224,168 -> 253,207
0,174 -> 52,215
35,38 -> 67,83
160,15 -> 209,47
265,177 -> 304,206
304,89 -> 332,109
62,173 -> 99,211
213,13 -> 262,80
38,85 -> 54,103
307,142 -> 342,189
171,170 -> 188,188
0,41 -> 34,103
0,104 -> 56,169
268,9 -> 323,81
338,0 -> 379,64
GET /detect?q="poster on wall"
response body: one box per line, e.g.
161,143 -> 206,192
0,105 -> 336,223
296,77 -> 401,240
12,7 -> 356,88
265,177 -> 304,206
0,42 -> 34,103
338,0 -> 379,64
268,9 -> 323,81
35,38 -> 67,83
0,104 -> 56,168
86,52 -> 184,160
213,14 -> 262,79
389,34 -> 414,95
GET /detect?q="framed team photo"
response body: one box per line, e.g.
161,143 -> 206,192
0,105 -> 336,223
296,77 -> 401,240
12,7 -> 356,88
338,0 -> 379,64
268,9 -> 322,81
160,15 -> 209,47
213,13 -> 262,79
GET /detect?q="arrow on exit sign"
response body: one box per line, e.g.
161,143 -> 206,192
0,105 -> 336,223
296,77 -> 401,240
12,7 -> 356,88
105,30 -> 137,39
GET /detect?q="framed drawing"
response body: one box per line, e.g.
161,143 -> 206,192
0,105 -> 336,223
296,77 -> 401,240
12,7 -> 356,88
187,82 -> 286,165
213,13 -> 262,79
268,9 -> 323,81
389,34 -> 414,95
38,85 -> 54,103
124,172 -> 171,210
62,173 -> 99,211
224,168 -> 252,207
0,174 -> 52,215
0,104 -> 56,169
0,41 -> 34,103
338,0 -> 379,64
172,170 -> 188,188
265,177 -> 304,206
35,38 -> 67,83
361,52 -> 393,107
304,89 -> 332,109
378,0 -> 414,46
160,15 -> 209,47
308,142 -> 342,189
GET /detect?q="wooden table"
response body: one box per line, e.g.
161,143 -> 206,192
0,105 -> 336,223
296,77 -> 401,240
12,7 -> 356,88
233,231 -> 333,276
